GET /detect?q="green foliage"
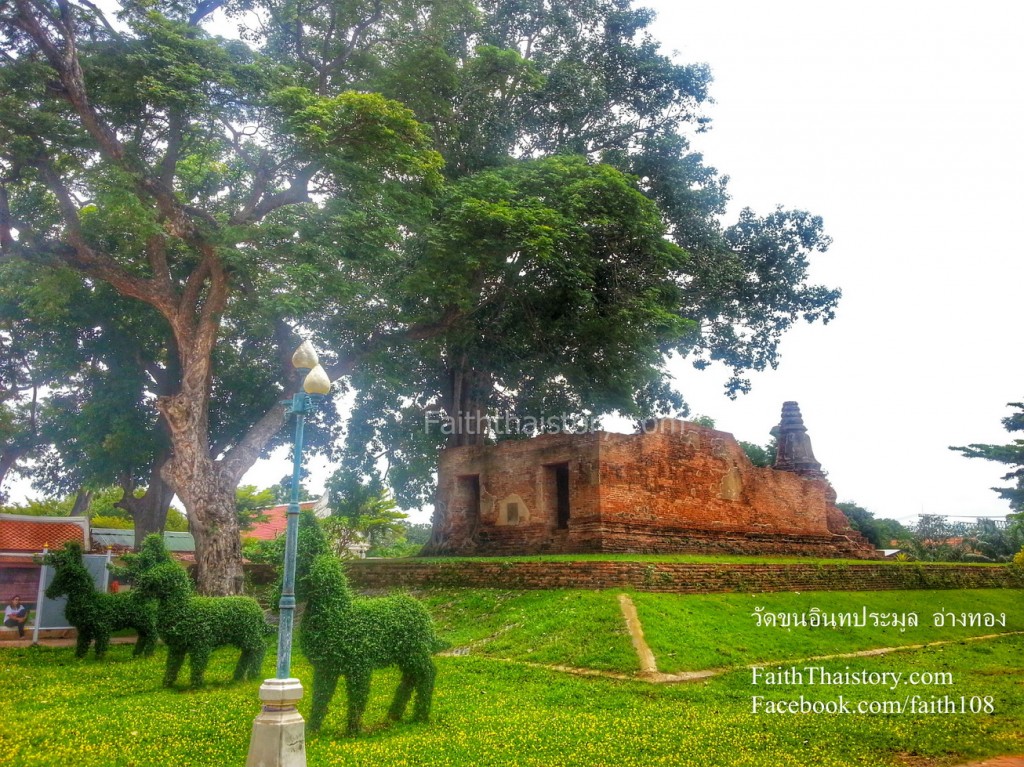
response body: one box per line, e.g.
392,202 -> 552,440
299,553 -> 438,734
234,484 -> 276,532
1,0 -> 844,583
364,521 -> 433,558
270,476 -> 314,504
164,508 -> 190,532
0,496 -> 74,516
89,515 -> 134,530
324,470 -> 408,555
136,555 -> 269,688
260,508 -> 331,612
835,501 -> 911,549
892,514 -> 1021,563
43,542 -> 157,659
689,415 -> 716,429
241,536 -> 283,566
738,438 -> 776,468
109,533 -> 174,585
950,401 -> 1024,513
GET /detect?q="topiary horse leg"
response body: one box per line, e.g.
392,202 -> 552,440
232,648 -> 251,681
189,646 -> 211,688
345,671 -> 371,736
94,631 -> 111,659
134,628 -> 154,657
247,642 -> 266,680
75,630 -> 92,659
164,647 -> 186,687
233,643 -> 264,681
412,658 -> 436,723
388,673 -> 415,722
308,668 -> 339,733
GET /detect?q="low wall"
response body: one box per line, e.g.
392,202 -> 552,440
345,560 -> 1024,594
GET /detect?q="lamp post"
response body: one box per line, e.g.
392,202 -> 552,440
246,340 -> 331,767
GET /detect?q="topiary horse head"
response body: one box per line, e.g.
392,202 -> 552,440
136,561 -> 270,688
108,533 -> 173,585
44,542 -> 157,659
299,552 -> 438,735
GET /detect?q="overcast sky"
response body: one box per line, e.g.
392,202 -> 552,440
637,0 -> 1024,522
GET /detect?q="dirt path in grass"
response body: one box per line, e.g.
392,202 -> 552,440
441,594 -> 1024,687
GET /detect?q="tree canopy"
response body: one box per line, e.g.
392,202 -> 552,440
2,0 -> 841,591
950,401 -> 1024,515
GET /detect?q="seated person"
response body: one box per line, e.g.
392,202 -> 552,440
4,595 -> 28,638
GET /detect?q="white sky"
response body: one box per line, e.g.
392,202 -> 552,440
640,0 -> 1024,522
8,1 -> 1023,527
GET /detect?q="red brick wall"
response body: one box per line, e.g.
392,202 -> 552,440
347,559 -> 1024,594
431,420 -> 876,558
436,433 -> 603,554
597,424 -> 833,536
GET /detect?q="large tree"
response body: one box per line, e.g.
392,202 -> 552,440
2,0 -> 843,580
0,0 -> 442,593
951,401 -> 1024,515
282,0 -> 842,535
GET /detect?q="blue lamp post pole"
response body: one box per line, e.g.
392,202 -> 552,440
247,340 -> 331,767
276,377 -> 313,678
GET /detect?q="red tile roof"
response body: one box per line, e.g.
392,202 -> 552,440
242,501 -> 318,542
0,515 -> 88,553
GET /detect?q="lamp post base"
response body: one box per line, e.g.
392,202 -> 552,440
245,678 -> 307,767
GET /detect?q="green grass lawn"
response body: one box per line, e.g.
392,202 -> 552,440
1,588 -> 1022,766
1,638 -> 1022,766
421,588 -> 1024,675
632,589 -> 1024,673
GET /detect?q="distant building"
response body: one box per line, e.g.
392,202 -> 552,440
243,496 -> 370,558
90,528 -> 196,562
0,513 -> 89,607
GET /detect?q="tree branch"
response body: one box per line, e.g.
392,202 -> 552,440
229,164 -> 316,225
0,184 -> 13,250
217,402 -> 287,484
189,0 -> 226,26
32,157 -> 178,315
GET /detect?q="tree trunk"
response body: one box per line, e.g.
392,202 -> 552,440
160,421 -> 245,595
186,487 -> 245,596
70,489 -> 92,516
422,362 -> 492,554
0,448 -> 22,500
114,454 -> 176,548
131,480 -> 175,549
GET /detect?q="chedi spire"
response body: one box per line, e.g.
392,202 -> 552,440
772,401 -> 825,479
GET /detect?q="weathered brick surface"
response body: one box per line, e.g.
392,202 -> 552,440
431,419 -> 876,558
347,560 -> 1024,593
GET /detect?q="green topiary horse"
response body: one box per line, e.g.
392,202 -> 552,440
300,553 -> 437,735
136,561 -> 269,688
44,542 -> 158,659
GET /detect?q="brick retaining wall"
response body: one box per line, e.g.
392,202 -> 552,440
345,559 -> 1024,594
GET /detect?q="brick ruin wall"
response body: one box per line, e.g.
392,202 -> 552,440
433,421 -> 876,558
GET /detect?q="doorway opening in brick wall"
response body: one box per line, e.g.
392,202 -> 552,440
544,463 -> 571,529
458,475 -> 481,532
